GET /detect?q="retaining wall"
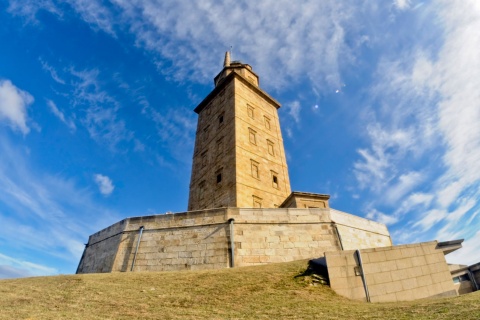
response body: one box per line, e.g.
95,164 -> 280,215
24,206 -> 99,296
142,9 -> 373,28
77,207 -> 392,273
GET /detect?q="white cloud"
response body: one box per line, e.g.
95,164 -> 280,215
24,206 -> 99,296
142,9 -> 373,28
94,174 -> 114,196
393,0 -> 411,10
0,253 -> 57,278
0,137 -> 119,274
366,208 -> 399,226
351,2 -> 480,252
40,59 -> 65,84
0,79 -> 33,134
395,192 -> 434,215
446,230 -> 480,266
384,171 -> 424,204
7,0 -> 61,23
286,100 -> 301,123
47,99 -> 76,131
413,209 -> 447,231
10,1 -> 364,92
69,68 -> 134,149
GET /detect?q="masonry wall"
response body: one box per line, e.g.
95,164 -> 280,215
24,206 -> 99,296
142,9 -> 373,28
330,209 -> 392,250
326,241 -> 457,302
230,208 -> 340,266
77,207 -> 392,274
77,219 -> 127,273
115,209 -> 231,272
233,77 -> 291,208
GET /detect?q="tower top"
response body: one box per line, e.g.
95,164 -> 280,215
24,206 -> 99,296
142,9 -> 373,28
223,51 -> 231,67
214,53 -> 259,87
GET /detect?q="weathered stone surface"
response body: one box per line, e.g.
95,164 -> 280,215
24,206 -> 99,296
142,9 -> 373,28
77,207 -> 392,273
326,241 -> 457,302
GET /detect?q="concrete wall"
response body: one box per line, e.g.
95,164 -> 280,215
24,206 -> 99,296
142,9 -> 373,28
326,241 -> 457,302
77,207 -> 392,274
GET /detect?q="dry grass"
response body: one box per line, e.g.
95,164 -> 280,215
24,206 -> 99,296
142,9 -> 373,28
1,260 -> 479,319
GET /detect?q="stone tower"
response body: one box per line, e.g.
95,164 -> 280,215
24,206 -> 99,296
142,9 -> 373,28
188,52 -> 291,210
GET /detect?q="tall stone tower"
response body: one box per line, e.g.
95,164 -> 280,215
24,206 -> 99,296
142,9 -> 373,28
188,53 -> 291,210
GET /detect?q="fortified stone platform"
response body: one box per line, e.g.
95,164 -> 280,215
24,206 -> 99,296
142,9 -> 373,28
77,207 -> 391,273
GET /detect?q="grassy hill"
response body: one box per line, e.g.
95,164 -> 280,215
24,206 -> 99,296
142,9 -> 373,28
1,260 -> 479,319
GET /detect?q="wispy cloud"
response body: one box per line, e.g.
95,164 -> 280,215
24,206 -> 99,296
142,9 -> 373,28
141,100 -> 196,165
69,68 -> 134,149
352,1 -> 480,258
286,100 -> 301,124
393,0 -> 411,11
0,79 -> 34,135
9,1 -> 364,92
46,99 -> 76,131
0,136 -> 120,275
446,230 -> 480,266
0,253 -> 57,278
94,174 -> 114,196
366,208 -> 399,226
7,0 -> 61,23
40,58 -> 66,84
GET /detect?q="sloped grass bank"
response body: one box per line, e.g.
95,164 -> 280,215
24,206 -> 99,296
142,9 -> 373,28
1,260 -> 479,319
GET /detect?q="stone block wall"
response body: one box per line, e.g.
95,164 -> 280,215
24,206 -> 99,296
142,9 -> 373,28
77,207 -> 392,274
326,241 -> 457,302
230,208 -> 340,266
77,219 -> 128,273
330,209 -> 392,250
233,77 -> 291,208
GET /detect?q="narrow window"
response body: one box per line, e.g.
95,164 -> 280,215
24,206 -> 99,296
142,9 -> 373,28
271,171 -> 279,188
247,105 -> 254,119
215,168 -> 223,185
216,138 -> 223,157
218,113 -> 224,125
264,116 -> 271,130
249,128 -> 256,145
251,160 -> 259,179
203,125 -> 210,141
202,151 -> 208,167
199,181 -> 205,200
267,140 -> 275,156
253,196 -> 262,208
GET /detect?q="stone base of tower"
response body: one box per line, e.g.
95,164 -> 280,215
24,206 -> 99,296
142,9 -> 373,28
76,207 -> 391,274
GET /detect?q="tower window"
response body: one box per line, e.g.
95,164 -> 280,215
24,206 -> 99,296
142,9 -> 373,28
199,181 -> 205,200
216,168 -> 223,185
267,140 -> 275,156
216,138 -> 223,157
264,116 -> 271,130
218,113 -> 224,125
247,105 -> 254,119
249,128 -> 256,145
271,171 -> 279,188
251,160 -> 259,179
203,125 -> 210,141
253,196 -> 262,208
202,151 -> 208,167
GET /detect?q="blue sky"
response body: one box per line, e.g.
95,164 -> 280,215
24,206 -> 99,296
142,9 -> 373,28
1,0 -> 479,278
